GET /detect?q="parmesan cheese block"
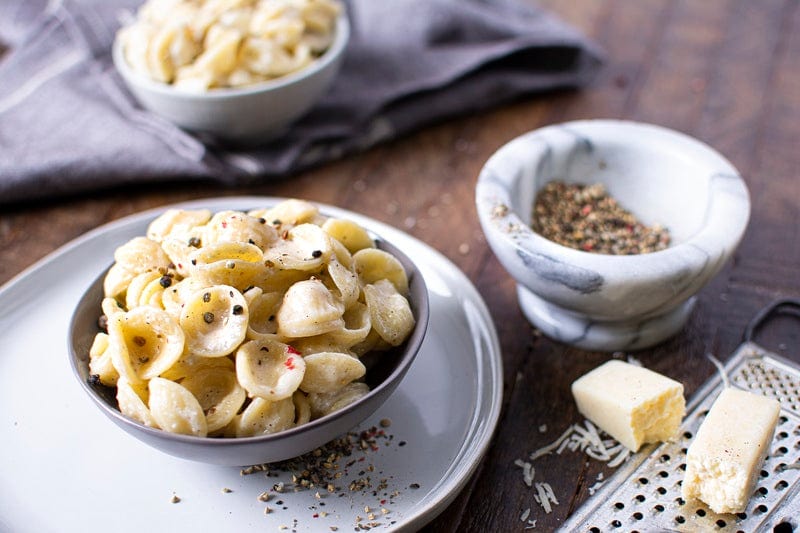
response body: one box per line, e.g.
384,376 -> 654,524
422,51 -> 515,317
571,360 -> 685,452
682,388 -> 780,514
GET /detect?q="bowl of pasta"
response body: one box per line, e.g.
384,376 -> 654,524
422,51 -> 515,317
112,0 -> 349,142
68,199 -> 429,466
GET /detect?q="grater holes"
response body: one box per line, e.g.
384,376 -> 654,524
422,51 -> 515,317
614,502 -> 625,510
675,497 -> 685,506
632,512 -> 643,521
761,469 -> 770,478
634,494 -> 645,503
696,509 -> 707,517
654,504 -> 665,513
773,522 -> 794,533
683,431 -> 693,439
757,486 -> 769,497
755,504 -> 769,514
610,519 -> 622,528
775,446 -> 789,456
678,463 -> 687,471
736,512 -> 748,520
589,528 -> 600,533
660,453 -> 671,463
716,519 -> 727,528
675,515 -> 686,524
775,480 -> 789,491
656,486 -> 667,495
638,477 -> 649,485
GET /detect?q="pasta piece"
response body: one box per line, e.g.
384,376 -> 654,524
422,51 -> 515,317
329,236 -> 354,268
235,338 -> 305,400
202,210 -> 278,250
117,377 -> 158,428
293,391 -> 311,425
180,285 -> 249,357
256,266 -> 310,293
103,263 -> 135,298
276,279 -> 344,338
250,199 -> 320,229
291,333 -> 351,356
88,332 -> 119,386
161,234 -> 204,277
233,396 -> 295,437
353,248 -> 409,295
146,24 -> 180,82
108,307 -> 185,382
263,223 -> 332,271
325,256 -> 359,307
299,351 -> 366,394
181,367 -> 246,433
113,237 -> 171,275
160,353 -> 235,382
321,218 -> 374,254
147,208 -> 211,243
101,296 -> 125,319
190,241 -> 267,290
161,277 -> 213,319
363,279 -> 415,346
308,382 -> 370,419
326,301 -> 372,348
125,270 -> 165,310
148,377 -> 208,437
350,328 -> 391,357
244,287 -> 283,340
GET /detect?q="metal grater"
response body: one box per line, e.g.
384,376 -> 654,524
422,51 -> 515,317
560,300 -> 800,533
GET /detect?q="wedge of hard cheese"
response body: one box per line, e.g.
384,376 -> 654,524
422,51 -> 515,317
682,388 -> 780,514
571,360 -> 685,452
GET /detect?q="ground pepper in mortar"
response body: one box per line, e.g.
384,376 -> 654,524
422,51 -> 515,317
532,181 -> 670,254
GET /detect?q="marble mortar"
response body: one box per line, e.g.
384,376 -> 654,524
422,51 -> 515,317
475,119 -> 750,351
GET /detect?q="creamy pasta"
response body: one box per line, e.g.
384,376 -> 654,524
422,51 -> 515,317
117,0 -> 342,90
91,199 -> 416,438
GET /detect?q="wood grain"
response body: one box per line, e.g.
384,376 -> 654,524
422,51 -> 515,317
1,1 -> 799,531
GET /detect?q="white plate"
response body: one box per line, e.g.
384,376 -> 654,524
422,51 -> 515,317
0,197 -> 502,533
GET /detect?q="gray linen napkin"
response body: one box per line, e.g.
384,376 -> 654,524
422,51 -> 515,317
0,0 -> 601,205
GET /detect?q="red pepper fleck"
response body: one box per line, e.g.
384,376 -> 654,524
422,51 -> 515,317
287,346 -> 300,355
380,500 -> 386,505
581,205 -> 592,216
582,243 -> 594,251
284,357 -> 296,370
312,513 -> 319,518
221,221 -> 228,228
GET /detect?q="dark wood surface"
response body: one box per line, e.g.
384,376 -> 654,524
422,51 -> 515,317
2,1 -> 799,531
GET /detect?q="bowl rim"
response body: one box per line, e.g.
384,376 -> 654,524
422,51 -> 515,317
476,119 -> 751,272
112,11 -> 350,100
67,222 -> 429,450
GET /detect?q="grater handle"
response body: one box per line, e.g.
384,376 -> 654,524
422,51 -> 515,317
744,298 -> 800,342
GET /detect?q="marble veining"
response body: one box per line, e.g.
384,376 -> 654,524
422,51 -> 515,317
476,119 -> 750,351
516,248 -> 604,294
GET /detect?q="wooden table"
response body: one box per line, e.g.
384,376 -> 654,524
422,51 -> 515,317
2,1 -> 798,530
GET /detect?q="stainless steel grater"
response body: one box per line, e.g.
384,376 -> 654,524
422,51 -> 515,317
560,299 -> 800,533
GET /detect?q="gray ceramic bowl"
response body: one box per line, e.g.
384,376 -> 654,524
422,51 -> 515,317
476,119 -> 750,351
68,237 -> 428,466
112,13 -> 349,142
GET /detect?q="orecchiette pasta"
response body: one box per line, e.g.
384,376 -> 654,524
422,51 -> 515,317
118,0 -> 341,90
92,199 -> 416,439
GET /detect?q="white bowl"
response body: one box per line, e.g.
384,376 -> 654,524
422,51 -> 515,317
476,119 -> 750,351
112,14 -> 350,143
